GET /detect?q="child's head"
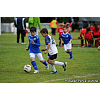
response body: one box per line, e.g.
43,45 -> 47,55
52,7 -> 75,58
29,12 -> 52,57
86,27 -> 90,33
64,21 -> 67,25
63,26 -> 68,33
90,24 -> 94,28
30,26 -> 36,36
60,24 -> 63,28
40,28 -> 48,37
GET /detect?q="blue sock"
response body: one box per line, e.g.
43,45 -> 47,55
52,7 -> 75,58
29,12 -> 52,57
67,51 -> 73,58
42,60 -> 48,66
31,61 -> 38,70
99,43 -> 100,46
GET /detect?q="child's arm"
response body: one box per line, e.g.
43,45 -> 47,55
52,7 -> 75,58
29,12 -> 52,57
60,34 -> 64,44
41,48 -> 47,51
60,37 -> 64,44
44,43 -> 50,54
31,37 -> 41,47
69,34 -> 72,44
69,39 -> 72,44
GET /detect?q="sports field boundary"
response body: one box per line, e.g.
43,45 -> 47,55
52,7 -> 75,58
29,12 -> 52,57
38,73 -> 100,83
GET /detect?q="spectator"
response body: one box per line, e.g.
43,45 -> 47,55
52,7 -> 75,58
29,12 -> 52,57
50,18 -> 58,35
68,17 -> 76,32
14,17 -> 26,44
63,21 -> 72,33
78,20 -> 83,30
28,17 -> 41,35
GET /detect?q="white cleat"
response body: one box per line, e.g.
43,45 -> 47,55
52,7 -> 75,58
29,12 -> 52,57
46,65 -> 49,70
33,70 -> 39,73
21,42 -> 26,44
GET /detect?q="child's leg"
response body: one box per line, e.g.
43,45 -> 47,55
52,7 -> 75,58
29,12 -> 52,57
64,44 -> 73,58
36,53 -> 49,70
30,57 -> 38,70
36,53 -> 48,66
30,53 -> 38,70
59,37 -> 61,46
49,64 -> 57,72
47,54 -> 67,71
99,40 -> 100,46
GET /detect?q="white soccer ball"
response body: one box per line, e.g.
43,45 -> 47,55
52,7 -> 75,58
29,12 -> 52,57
24,65 -> 32,73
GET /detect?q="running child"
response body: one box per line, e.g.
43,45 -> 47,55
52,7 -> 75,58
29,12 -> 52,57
26,26 -> 49,73
61,26 -> 73,59
40,28 -> 67,74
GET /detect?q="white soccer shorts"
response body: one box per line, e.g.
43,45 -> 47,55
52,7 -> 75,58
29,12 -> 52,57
64,43 -> 72,51
30,53 -> 44,61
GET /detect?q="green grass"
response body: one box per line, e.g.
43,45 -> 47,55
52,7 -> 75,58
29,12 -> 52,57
0,31 -> 100,83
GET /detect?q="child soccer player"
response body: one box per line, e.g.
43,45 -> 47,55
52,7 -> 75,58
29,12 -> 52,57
40,28 -> 67,74
61,26 -> 73,59
58,24 -> 63,46
26,26 -> 49,73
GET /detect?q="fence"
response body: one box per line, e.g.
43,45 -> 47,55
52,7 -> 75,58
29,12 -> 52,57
1,23 -> 51,33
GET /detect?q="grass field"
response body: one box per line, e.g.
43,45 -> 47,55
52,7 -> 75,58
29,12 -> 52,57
0,31 -> 100,83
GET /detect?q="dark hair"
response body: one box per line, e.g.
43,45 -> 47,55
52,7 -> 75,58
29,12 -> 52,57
86,27 -> 90,33
40,28 -> 48,34
94,23 -> 98,32
63,26 -> 68,29
30,26 -> 36,32
64,21 -> 67,24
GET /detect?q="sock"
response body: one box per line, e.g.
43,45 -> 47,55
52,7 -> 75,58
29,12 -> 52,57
31,61 -> 38,70
49,64 -> 56,72
42,60 -> 48,66
99,43 -> 100,46
54,61 -> 64,65
68,51 -> 73,58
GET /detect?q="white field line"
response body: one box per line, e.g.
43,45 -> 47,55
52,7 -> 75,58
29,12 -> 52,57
38,73 -> 100,83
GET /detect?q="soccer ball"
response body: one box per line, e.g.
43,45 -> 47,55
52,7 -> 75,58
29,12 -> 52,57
24,65 -> 32,73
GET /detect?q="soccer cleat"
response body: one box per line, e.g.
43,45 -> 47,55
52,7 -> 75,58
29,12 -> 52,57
63,62 -> 67,71
46,65 -> 49,70
50,71 -> 58,74
21,42 -> 26,44
33,70 -> 39,73
70,57 -> 73,59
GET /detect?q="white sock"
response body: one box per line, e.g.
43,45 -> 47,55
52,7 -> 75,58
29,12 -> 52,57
54,61 -> 64,65
49,64 -> 56,72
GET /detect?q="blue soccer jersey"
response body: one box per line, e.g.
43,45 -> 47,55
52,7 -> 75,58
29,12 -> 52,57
61,32 -> 72,44
28,35 -> 41,53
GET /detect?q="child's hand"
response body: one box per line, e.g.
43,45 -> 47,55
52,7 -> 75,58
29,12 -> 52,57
69,41 -> 71,44
62,41 -> 64,45
44,51 -> 48,54
26,48 -> 29,51
31,40 -> 35,44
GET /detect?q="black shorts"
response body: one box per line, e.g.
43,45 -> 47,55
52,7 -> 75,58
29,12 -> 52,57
48,53 -> 57,60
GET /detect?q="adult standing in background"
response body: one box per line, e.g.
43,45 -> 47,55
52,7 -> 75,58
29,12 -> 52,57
50,17 -> 58,35
68,17 -> 76,32
28,17 -> 41,35
14,17 -> 26,44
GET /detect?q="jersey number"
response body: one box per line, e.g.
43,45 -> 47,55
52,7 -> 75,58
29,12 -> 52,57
51,37 -> 55,44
